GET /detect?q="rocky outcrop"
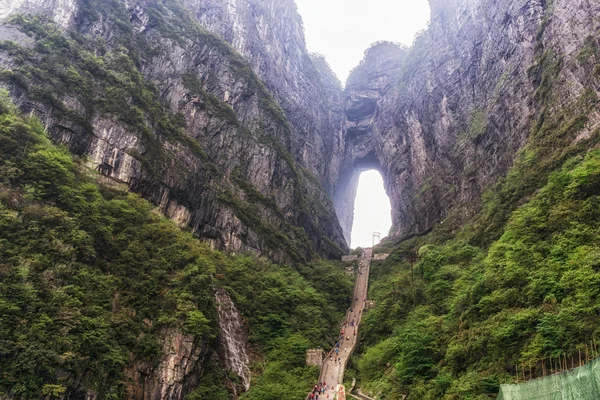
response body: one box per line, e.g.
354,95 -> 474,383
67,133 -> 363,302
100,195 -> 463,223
334,0 -> 600,241
126,289 -> 250,400
0,0 -> 348,263
0,0 -> 76,28
126,329 -> 210,400
214,289 -> 251,394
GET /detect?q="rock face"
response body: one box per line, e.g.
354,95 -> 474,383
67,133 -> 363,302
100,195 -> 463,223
214,289 -> 251,394
334,0 -> 600,242
183,0 -> 345,192
126,329 -> 210,400
0,0 -> 348,264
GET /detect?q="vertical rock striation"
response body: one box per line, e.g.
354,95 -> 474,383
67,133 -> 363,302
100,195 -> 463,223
0,0 -> 348,263
184,0 -> 345,191
335,0 -> 600,242
214,289 -> 251,394
126,330 -> 210,400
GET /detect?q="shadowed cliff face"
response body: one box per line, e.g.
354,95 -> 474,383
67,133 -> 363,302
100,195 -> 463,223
0,0 -> 348,264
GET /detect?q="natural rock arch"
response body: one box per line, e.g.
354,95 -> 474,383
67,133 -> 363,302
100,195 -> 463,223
333,42 -> 404,245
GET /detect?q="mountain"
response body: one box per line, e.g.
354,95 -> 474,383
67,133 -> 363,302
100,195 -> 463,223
1,0 -> 600,398
0,0 -> 348,265
336,0 -> 600,244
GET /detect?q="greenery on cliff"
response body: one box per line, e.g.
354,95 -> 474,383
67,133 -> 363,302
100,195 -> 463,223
0,4 -> 344,265
352,88 -> 600,400
0,93 -> 351,399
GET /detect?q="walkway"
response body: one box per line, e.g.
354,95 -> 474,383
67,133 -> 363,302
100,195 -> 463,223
319,248 -> 373,398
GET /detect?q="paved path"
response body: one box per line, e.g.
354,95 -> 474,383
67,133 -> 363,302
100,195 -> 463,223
319,248 -> 372,398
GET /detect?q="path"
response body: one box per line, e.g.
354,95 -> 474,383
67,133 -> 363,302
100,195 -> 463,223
319,248 -> 372,398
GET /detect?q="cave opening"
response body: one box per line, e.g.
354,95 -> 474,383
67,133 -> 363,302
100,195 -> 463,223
350,169 -> 392,249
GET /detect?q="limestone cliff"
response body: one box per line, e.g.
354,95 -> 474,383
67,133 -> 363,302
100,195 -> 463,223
182,0 -> 345,192
335,0 -> 600,242
0,0 -> 348,265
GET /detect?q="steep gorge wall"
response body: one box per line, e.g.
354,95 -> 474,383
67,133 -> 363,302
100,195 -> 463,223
183,0 -> 345,192
335,0 -> 600,242
0,0 -> 348,264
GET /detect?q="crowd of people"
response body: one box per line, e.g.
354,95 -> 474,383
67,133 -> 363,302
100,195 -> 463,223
306,382 -> 329,399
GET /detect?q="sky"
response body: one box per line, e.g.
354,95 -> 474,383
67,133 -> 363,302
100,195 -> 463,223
294,0 -> 431,83
351,170 -> 393,249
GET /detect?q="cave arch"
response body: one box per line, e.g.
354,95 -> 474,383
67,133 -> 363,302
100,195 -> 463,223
333,41 -> 408,248
334,154 -> 391,247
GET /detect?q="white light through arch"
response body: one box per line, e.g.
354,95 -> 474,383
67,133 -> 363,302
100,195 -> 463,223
351,170 -> 392,248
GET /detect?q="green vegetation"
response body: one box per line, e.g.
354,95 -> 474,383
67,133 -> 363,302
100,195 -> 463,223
0,13 -> 206,175
356,149 -> 600,399
353,29 -> 600,400
0,93 -> 352,398
467,110 -> 488,143
0,5 -> 343,263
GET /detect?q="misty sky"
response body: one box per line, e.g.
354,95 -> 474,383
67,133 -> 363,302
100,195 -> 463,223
294,0 -> 431,83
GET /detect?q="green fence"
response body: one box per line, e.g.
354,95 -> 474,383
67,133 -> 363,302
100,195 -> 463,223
498,358 -> 600,399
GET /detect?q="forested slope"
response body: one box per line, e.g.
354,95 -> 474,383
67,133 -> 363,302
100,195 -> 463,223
0,0 -> 348,264
353,89 -> 600,399
0,93 -> 353,399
